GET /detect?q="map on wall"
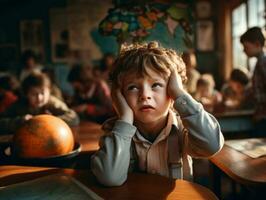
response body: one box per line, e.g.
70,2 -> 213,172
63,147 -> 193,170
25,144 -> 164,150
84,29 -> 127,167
50,0 -> 194,62
97,2 -> 194,54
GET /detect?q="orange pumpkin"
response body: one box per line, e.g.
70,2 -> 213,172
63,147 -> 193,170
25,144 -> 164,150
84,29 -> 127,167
13,114 -> 74,158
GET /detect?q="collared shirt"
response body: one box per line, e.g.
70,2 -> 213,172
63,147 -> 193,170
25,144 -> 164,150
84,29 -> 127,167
133,110 -> 178,177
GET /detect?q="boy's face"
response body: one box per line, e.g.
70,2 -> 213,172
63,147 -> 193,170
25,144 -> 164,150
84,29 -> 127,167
197,85 -> 212,97
122,68 -> 172,124
229,80 -> 243,94
242,41 -> 262,57
27,86 -> 50,108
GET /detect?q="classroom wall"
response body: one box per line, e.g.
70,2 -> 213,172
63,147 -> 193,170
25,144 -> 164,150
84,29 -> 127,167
0,0 -> 221,88
0,0 -> 67,71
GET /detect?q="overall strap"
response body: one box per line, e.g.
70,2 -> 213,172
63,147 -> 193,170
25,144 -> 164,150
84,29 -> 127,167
129,140 -> 138,172
168,116 -> 184,179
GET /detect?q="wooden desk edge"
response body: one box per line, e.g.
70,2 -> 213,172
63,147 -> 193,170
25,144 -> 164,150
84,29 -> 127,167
0,165 -> 218,200
209,150 -> 266,187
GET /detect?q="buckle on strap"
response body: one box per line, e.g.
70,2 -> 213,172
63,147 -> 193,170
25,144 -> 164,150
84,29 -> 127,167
169,161 -> 183,179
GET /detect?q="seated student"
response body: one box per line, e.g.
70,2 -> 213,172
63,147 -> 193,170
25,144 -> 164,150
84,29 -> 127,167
94,53 -> 115,82
19,50 -> 43,81
0,75 -> 18,113
91,42 -> 224,186
0,72 -> 79,134
68,64 -> 114,123
193,74 -> 222,113
222,68 -> 252,110
182,51 -> 200,94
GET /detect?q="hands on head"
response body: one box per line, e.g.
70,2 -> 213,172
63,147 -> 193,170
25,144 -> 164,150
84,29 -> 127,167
111,86 -> 134,124
111,67 -> 186,125
167,67 -> 186,100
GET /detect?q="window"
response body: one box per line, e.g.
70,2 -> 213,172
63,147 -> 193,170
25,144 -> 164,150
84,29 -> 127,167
232,0 -> 265,73
232,4 -> 247,69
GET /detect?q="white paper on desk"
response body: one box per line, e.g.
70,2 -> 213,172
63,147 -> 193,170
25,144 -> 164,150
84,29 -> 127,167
226,138 -> 266,158
0,174 -> 103,200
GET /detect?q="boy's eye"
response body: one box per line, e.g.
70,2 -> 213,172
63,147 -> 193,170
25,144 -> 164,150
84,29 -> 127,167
152,82 -> 163,88
127,85 -> 138,91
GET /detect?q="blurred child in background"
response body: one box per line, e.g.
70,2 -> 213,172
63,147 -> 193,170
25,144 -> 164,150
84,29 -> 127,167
0,75 -> 18,113
182,51 -> 200,94
0,72 -> 79,134
94,53 -> 115,82
221,68 -> 252,110
193,74 -> 222,113
68,64 -> 114,123
19,50 -> 43,81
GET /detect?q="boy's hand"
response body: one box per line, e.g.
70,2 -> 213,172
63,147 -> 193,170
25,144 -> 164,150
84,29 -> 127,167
111,87 -> 134,124
167,68 -> 186,100
24,114 -> 33,121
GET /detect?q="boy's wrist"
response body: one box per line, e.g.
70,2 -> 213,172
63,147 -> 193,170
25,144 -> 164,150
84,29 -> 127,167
172,88 -> 187,100
120,114 -> 133,124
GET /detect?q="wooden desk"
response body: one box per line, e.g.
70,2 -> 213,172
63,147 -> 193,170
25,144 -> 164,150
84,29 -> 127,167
209,140 -> 266,198
0,165 -> 218,200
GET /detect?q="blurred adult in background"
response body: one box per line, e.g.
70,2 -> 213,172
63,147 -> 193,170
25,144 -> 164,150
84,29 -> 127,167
94,53 -> 115,82
193,74 -> 222,113
240,27 -> 266,136
221,68 -> 252,110
68,64 -> 114,123
19,50 -> 43,81
182,51 -> 200,94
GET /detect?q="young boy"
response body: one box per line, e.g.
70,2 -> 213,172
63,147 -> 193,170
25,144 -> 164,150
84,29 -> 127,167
0,72 -> 79,134
240,27 -> 266,136
91,42 -> 224,186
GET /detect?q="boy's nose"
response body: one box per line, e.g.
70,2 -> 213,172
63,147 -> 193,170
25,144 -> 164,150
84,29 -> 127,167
139,88 -> 151,101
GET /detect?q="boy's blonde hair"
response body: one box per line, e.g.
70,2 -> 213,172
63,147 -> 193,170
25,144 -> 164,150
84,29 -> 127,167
109,41 -> 187,87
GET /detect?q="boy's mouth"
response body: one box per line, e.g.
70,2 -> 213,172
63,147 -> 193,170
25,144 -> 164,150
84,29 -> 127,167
139,105 -> 155,112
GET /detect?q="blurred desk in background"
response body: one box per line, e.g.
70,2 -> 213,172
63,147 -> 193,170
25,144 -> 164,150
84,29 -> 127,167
71,121 -> 103,153
214,109 -> 254,133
